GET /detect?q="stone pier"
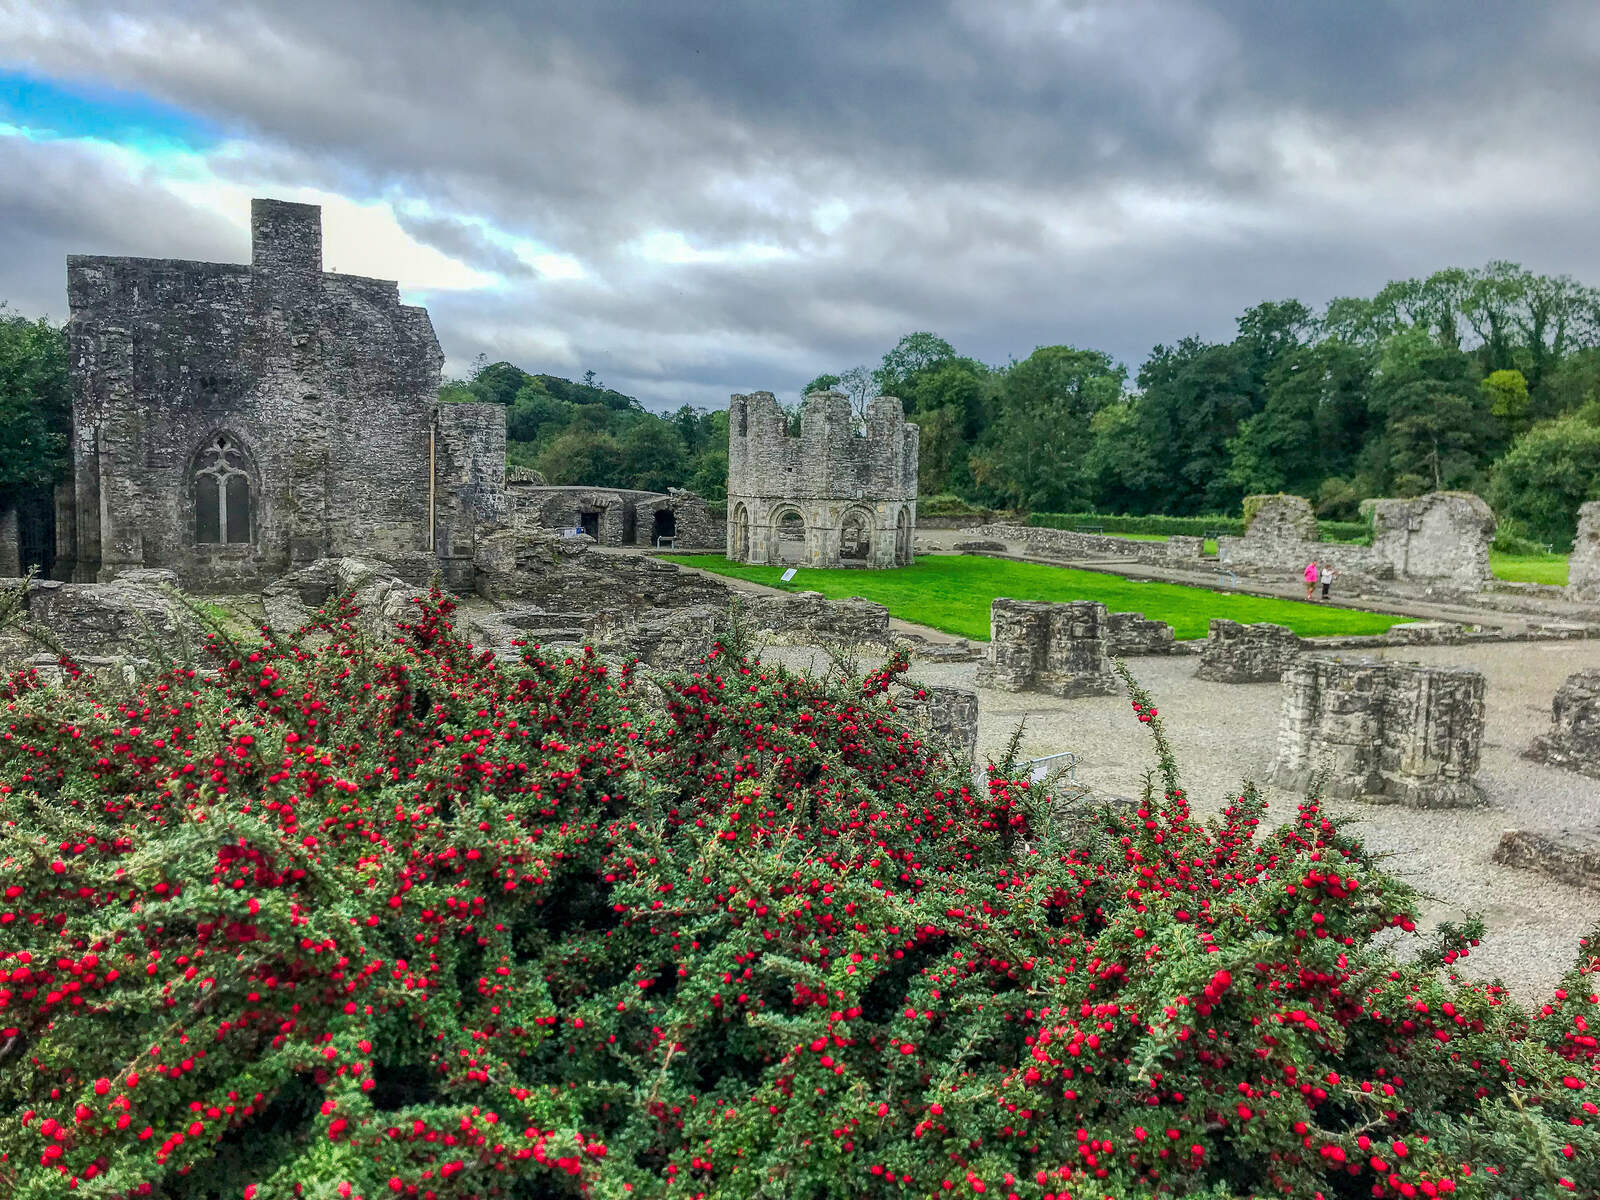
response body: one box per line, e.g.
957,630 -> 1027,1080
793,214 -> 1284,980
976,599 -> 1119,697
1269,655 -> 1485,807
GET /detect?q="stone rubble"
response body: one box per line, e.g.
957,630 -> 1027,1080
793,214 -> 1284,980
1525,668 -> 1600,779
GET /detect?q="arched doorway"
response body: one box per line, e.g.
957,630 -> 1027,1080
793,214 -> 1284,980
839,509 -> 872,564
772,507 -> 807,565
729,502 -> 750,561
895,508 -> 912,565
652,507 -> 677,545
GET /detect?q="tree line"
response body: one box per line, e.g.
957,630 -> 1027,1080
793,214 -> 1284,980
6,257 -> 1600,545
801,261 -> 1600,547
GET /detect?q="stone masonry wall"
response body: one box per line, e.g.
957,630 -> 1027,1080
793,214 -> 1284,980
973,524 -> 1203,564
976,598 -> 1119,697
1368,492 -> 1494,590
1194,619 -> 1302,683
894,682 -> 980,769
1106,611 -> 1176,656
1268,655 -> 1486,807
1525,668 -> 1600,778
64,198 -> 504,591
1569,501 -> 1600,600
727,390 -> 918,568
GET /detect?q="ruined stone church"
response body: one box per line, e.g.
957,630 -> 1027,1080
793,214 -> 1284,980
56,197 -> 507,588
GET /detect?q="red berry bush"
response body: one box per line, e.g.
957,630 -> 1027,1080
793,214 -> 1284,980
0,591 -> 1597,1199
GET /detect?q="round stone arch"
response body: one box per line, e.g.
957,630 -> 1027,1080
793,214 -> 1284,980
838,505 -> 875,566
768,503 -> 808,565
728,501 -> 751,561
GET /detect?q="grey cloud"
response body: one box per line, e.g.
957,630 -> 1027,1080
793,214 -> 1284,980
3,1 -> 1600,411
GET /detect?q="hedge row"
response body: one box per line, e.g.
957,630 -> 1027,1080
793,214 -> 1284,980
1027,510 -> 1371,543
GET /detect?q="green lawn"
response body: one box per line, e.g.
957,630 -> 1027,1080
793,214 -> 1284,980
662,554 -> 1412,642
1489,551 -> 1569,586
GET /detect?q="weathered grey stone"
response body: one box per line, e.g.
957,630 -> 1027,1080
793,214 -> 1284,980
61,196 -> 506,591
973,524 -> 1199,565
584,590 -> 893,667
260,557 -> 428,641
1368,492 -> 1495,589
894,682 -> 980,768
11,571 -> 202,661
1245,494 -> 1319,543
1268,655 -> 1486,807
1492,828 -> 1600,892
951,539 -> 1007,553
1526,669 -> 1600,778
727,390 -> 917,569
509,482 -> 723,549
1569,501 -> 1600,600
976,598 -> 1119,697
474,530 -> 728,615
1106,611 -> 1176,656
1194,619 -> 1301,683
1386,621 -> 1466,645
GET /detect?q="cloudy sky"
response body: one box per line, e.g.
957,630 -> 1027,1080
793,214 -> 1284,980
3,0 -> 1598,410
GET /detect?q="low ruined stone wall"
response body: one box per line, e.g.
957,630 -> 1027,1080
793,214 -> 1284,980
1526,669 -> 1600,779
1268,655 -> 1485,807
1106,611 -> 1176,656
976,598 -> 1119,697
586,591 -> 893,668
475,530 -> 729,615
1194,619 -> 1301,683
894,682 -> 980,769
972,524 -> 1202,564
0,569 -> 203,664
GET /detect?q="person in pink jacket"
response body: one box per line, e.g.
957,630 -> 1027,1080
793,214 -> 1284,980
1304,560 -> 1319,600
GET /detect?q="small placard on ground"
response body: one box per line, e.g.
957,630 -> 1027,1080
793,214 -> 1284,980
780,568 -> 798,582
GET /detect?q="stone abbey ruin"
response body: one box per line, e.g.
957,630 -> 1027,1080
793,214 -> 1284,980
10,193 -> 1600,923
59,198 -> 508,590
726,388 -> 918,568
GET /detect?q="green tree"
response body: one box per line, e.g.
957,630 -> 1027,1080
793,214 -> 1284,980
1489,413 -> 1600,547
536,428 -> 625,486
1371,328 -> 1485,494
0,306 -> 72,508
619,420 -> 687,492
1483,368 -> 1531,437
801,372 -> 840,396
972,346 -> 1123,511
468,360 -> 533,406
872,331 -> 956,394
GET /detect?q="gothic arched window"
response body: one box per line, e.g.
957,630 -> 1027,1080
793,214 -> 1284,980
194,433 -> 253,544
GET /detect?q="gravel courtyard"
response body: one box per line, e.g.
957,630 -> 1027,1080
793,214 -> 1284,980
773,637 -> 1600,1000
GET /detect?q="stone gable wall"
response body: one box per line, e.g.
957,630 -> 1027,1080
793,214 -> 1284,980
63,197 -> 506,592
1569,501 -> 1600,599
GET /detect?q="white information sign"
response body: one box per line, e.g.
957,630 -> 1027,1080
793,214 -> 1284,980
780,568 -> 798,582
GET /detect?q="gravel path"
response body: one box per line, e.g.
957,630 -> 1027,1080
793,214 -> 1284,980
769,638 -> 1600,1001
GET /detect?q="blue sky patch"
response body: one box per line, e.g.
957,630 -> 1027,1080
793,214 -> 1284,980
0,68 -> 221,151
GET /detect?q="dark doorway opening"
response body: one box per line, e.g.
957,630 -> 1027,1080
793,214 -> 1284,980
16,489 -> 56,577
579,511 -> 600,540
653,509 -> 676,544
